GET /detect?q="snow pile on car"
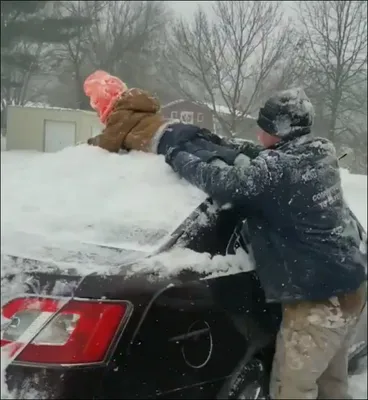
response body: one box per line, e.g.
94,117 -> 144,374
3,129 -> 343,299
1,148 -> 367,277
128,246 -> 255,280
1,146 -> 206,253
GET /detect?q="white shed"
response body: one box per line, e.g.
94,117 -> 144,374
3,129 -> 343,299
5,105 -> 104,152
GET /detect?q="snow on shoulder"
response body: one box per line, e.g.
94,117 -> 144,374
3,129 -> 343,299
1,146 -> 206,259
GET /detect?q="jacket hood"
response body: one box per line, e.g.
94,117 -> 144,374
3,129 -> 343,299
113,88 -> 160,114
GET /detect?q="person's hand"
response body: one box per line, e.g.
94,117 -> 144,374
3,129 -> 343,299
165,146 -> 182,166
87,136 -> 101,146
197,128 -> 223,145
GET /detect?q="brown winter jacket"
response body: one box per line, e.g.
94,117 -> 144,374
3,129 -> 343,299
87,88 -> 167,153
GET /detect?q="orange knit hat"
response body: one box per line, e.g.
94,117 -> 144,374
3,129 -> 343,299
83,70 -> 128,124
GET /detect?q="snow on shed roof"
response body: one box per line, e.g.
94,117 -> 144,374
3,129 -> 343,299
162,99 -> 255,120
9,102 -> 96,115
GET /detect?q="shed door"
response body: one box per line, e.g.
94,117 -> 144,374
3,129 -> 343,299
180,111 -> 194,124
44,120 -> 76,152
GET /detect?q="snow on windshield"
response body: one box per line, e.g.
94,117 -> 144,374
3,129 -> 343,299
1,145 -> 206,256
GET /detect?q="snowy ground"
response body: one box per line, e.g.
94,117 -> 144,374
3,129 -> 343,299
1,146 -> 367,398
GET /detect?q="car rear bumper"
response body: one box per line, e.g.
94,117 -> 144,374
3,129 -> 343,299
5,364 -> 106,399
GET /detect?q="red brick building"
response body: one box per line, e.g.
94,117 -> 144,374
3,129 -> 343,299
161,99 -> 259,139
161,99 -> 214,131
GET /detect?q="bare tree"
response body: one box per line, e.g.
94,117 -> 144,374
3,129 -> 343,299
85,1 -> 169,88
1,1 -> 92,110
259,35 -> 311,97
297,1 -> 367,142
48,1 -> 169,109
336,78 -> 367,173
51,1 -> 104,109
162,1 -> 292,136
1,39 -> 64,110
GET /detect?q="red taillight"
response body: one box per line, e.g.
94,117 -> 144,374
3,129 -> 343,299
1,297 -> 129,364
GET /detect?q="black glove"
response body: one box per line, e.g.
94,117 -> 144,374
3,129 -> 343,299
184,138 -> 242,165
238,141 -> 264,159
202,133 -> 265,160
157,124 -> 202,155
157,124 -> 225,156
197,128 -> 224,145
165,146 -> 182,168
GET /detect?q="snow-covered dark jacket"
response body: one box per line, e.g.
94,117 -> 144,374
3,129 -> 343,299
158,125 -> 367,303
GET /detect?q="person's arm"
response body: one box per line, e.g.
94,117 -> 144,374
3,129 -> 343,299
177,127 -> 264,159
165,149 -> 276,207
219,137 -> 264,159
156,126 -> 244,166
197,130 -> 264,159
87,130 -> 122,152
183,138 -> 243,166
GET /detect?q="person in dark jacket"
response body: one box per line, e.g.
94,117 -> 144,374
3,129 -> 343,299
134,88 -> 367,399
159,88 -> 367,399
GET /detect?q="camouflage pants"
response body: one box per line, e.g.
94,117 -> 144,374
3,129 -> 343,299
270,283 -> 367,399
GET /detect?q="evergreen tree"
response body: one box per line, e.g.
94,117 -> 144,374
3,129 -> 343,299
1,1 -> 91,108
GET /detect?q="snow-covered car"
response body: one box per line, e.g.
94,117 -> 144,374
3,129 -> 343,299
1,197 -> 366,400
1,148 -> 366,399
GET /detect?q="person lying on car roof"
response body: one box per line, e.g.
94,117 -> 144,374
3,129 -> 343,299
85,70 -> 367,400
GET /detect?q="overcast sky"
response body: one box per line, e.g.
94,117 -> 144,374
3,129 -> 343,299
169,1 -> 212,18
168,1 -> 297,20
